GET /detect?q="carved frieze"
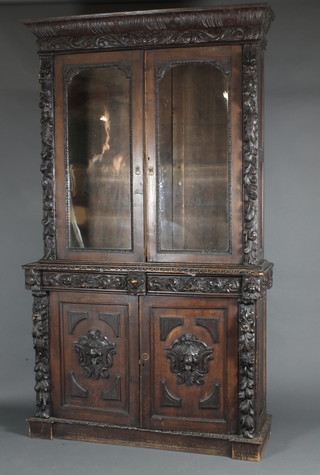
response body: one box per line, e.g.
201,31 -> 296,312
166,333 -> 213,386
148,275 -> 241,294
74,329 -> 116,380
238,303 -> 256,438
32,290 -> 51,418
42,272 -> 127,291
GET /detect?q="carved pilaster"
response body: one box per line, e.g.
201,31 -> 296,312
242,44 -> 260,265
39,56 -> 56,260
32,290 -> 51,418
238,302 -> 256,438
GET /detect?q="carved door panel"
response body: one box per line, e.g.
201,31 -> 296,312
140,296 -> 238,434
50,292 -> 139,425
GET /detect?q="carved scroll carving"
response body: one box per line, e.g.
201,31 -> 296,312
148,275 -> 240,294
32,290 -> 51,418
242,44 -> 260,265
42,272 -> 127,291
239,303 -> 256,438
166,333 -> 213,386
74,329 -> 116,379
39,57 -> 56,260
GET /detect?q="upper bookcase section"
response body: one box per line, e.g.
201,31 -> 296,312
24,3 -> 274,53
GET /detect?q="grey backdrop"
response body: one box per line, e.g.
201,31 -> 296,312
1,1 -> 319,474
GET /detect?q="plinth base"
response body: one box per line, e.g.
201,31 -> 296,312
28,414 -> 271,461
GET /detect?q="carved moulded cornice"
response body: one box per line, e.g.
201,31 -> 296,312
25,5 -> 274,53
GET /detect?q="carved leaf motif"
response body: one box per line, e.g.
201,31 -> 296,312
166,333 -> 213,386
238,303 -> 256,438
32,291 -> 51,418
74,329 -> 116,379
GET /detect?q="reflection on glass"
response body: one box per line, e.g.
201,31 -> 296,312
67,66 -> 131,250
158,62 -> 230,252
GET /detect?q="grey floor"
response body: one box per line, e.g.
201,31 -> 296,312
1,382 -> 319,475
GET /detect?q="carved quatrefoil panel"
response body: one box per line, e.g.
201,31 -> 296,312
166,333 -> 213,386
73,329 -> 116,379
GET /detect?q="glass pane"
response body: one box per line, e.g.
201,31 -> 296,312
157,62 -> 230,253
67,66 -> 132,250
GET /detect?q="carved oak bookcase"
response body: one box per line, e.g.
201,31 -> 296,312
23,3 -> 274,461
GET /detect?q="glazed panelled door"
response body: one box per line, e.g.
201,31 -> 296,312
55,51 -> 144,262
145,46 -> 243,264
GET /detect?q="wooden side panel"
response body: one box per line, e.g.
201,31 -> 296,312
50,292 -> 139,426
256,296 -> 267,432
141,296 -> 238,434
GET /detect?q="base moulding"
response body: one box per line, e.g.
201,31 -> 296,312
28,413 -> 271,461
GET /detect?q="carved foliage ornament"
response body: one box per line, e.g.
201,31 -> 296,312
74,329 -> 116,379
39,56 -> 56,260
242,44 -> 260,265
166,333 -> 213,386
239,303 -> 256,438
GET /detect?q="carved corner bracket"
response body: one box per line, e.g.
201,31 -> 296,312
242,264 -> 273,301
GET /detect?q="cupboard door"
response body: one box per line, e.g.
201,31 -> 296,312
55,50 -> 144,262
50,292 -> 139,425
140,296 -> 238,434
145,46 -> 242,264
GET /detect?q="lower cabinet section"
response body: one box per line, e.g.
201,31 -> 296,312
50,292 -> 238,434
